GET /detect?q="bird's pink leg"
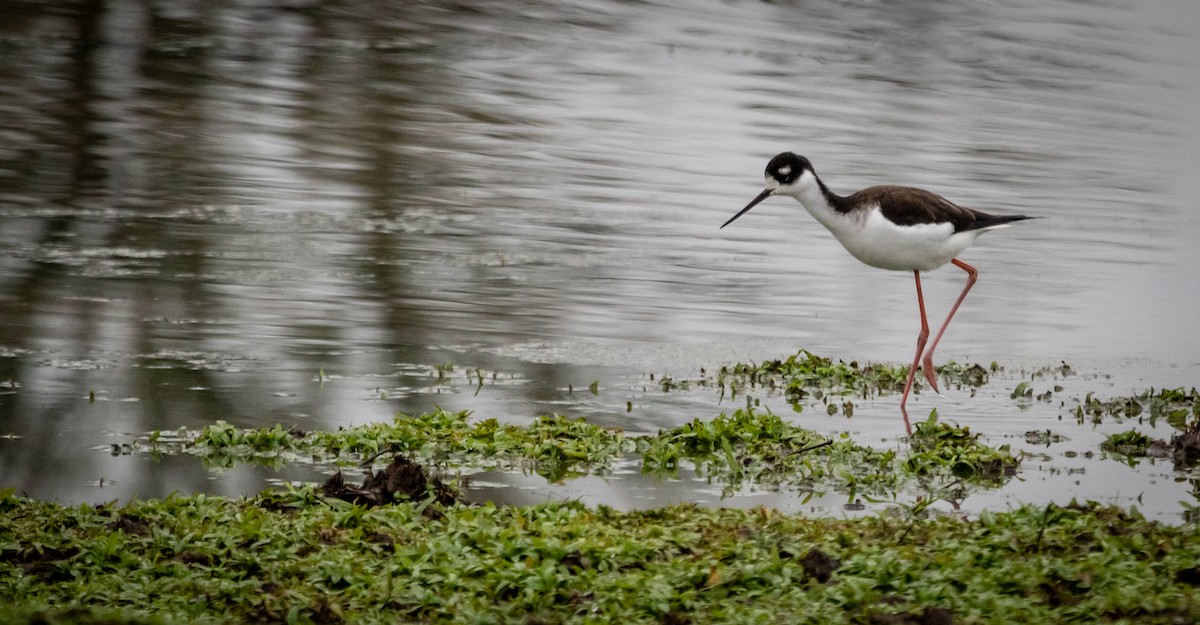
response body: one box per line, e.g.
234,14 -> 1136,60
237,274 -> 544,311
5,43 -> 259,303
920,258 -> 978,392
899,270 -> 930,436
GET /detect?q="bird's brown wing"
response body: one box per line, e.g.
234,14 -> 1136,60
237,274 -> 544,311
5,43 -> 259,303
841,185 -> 994,232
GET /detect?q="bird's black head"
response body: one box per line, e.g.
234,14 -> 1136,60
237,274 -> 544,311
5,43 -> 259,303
765,152 -> 811,186
720,152 -> 818,229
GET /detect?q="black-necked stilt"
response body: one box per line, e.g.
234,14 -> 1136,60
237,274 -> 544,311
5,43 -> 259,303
722,152 -> 1034,434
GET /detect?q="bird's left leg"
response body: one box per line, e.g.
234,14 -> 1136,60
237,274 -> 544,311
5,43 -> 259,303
899,270 -> 931,436
921,258 -> 978,392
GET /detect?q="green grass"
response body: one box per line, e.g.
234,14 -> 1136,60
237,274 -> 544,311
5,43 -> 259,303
1,491 -> 1197,624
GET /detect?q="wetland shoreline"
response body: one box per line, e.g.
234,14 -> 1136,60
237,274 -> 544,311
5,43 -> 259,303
3,353 -> 1198,623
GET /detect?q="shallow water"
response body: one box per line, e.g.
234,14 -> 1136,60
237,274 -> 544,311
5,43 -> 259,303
1,0 -> 1198,521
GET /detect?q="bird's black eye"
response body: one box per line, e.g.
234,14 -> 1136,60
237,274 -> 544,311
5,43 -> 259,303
765,152 -> 807,185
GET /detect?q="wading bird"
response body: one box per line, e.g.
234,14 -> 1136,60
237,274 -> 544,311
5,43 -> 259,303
722,152 -> 1033,434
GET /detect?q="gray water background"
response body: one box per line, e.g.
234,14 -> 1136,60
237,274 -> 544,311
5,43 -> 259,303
2,0 -> 1199,520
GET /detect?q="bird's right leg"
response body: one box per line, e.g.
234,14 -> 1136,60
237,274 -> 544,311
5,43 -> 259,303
920,258 -> 979,393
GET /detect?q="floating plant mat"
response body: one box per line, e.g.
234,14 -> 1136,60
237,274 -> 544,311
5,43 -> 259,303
135,406 -> 1020,505
655,350 -> 1062,413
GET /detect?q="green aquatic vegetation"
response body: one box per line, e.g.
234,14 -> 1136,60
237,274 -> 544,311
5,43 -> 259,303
1011,380 -> 1035,400
665,351 -> 991,405
1099,423 -> 1200,473
1101,430 -> 1155,456
641,408 -> 897,497
142,407 -> 1020,501
905,412 -> 1019,482
167,410 -> 638,482
1072,387 -> 1200,427
643,408 -> 1018,500
1,492 -> 1198,625
932,360 -> 994,387
717,350 -> 910,401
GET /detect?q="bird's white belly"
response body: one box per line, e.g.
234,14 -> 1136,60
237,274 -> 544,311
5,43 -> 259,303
822,207 -> 978,272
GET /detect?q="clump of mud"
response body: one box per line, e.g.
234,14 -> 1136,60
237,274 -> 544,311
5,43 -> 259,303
1172,421 -> 1200,471
866,607 -> 954,625
320,456 -> 462,513
798,548 -> 839,583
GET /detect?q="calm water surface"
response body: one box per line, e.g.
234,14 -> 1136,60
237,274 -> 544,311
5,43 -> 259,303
2,0 -> 1198,520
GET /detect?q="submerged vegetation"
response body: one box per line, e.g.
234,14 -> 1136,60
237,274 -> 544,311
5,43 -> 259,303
169,411 -> 636,482
657,351 -> 994,409
1102,422 -> 1200,472
1072,387 -> 1200,427
139,407 -> 1021,502
905,412 -> 1017,482
2,491 -> 1198,625
1069,387 -> 1200,473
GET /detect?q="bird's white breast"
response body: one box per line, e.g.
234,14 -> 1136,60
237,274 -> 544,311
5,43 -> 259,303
816,205 -> 980,272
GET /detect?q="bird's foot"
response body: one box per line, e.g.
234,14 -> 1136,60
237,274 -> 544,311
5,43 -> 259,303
922,365 -> 940,394
922,361 -> 957,401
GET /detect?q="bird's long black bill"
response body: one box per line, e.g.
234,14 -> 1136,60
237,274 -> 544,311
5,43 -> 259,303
720,188 -> 774,229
